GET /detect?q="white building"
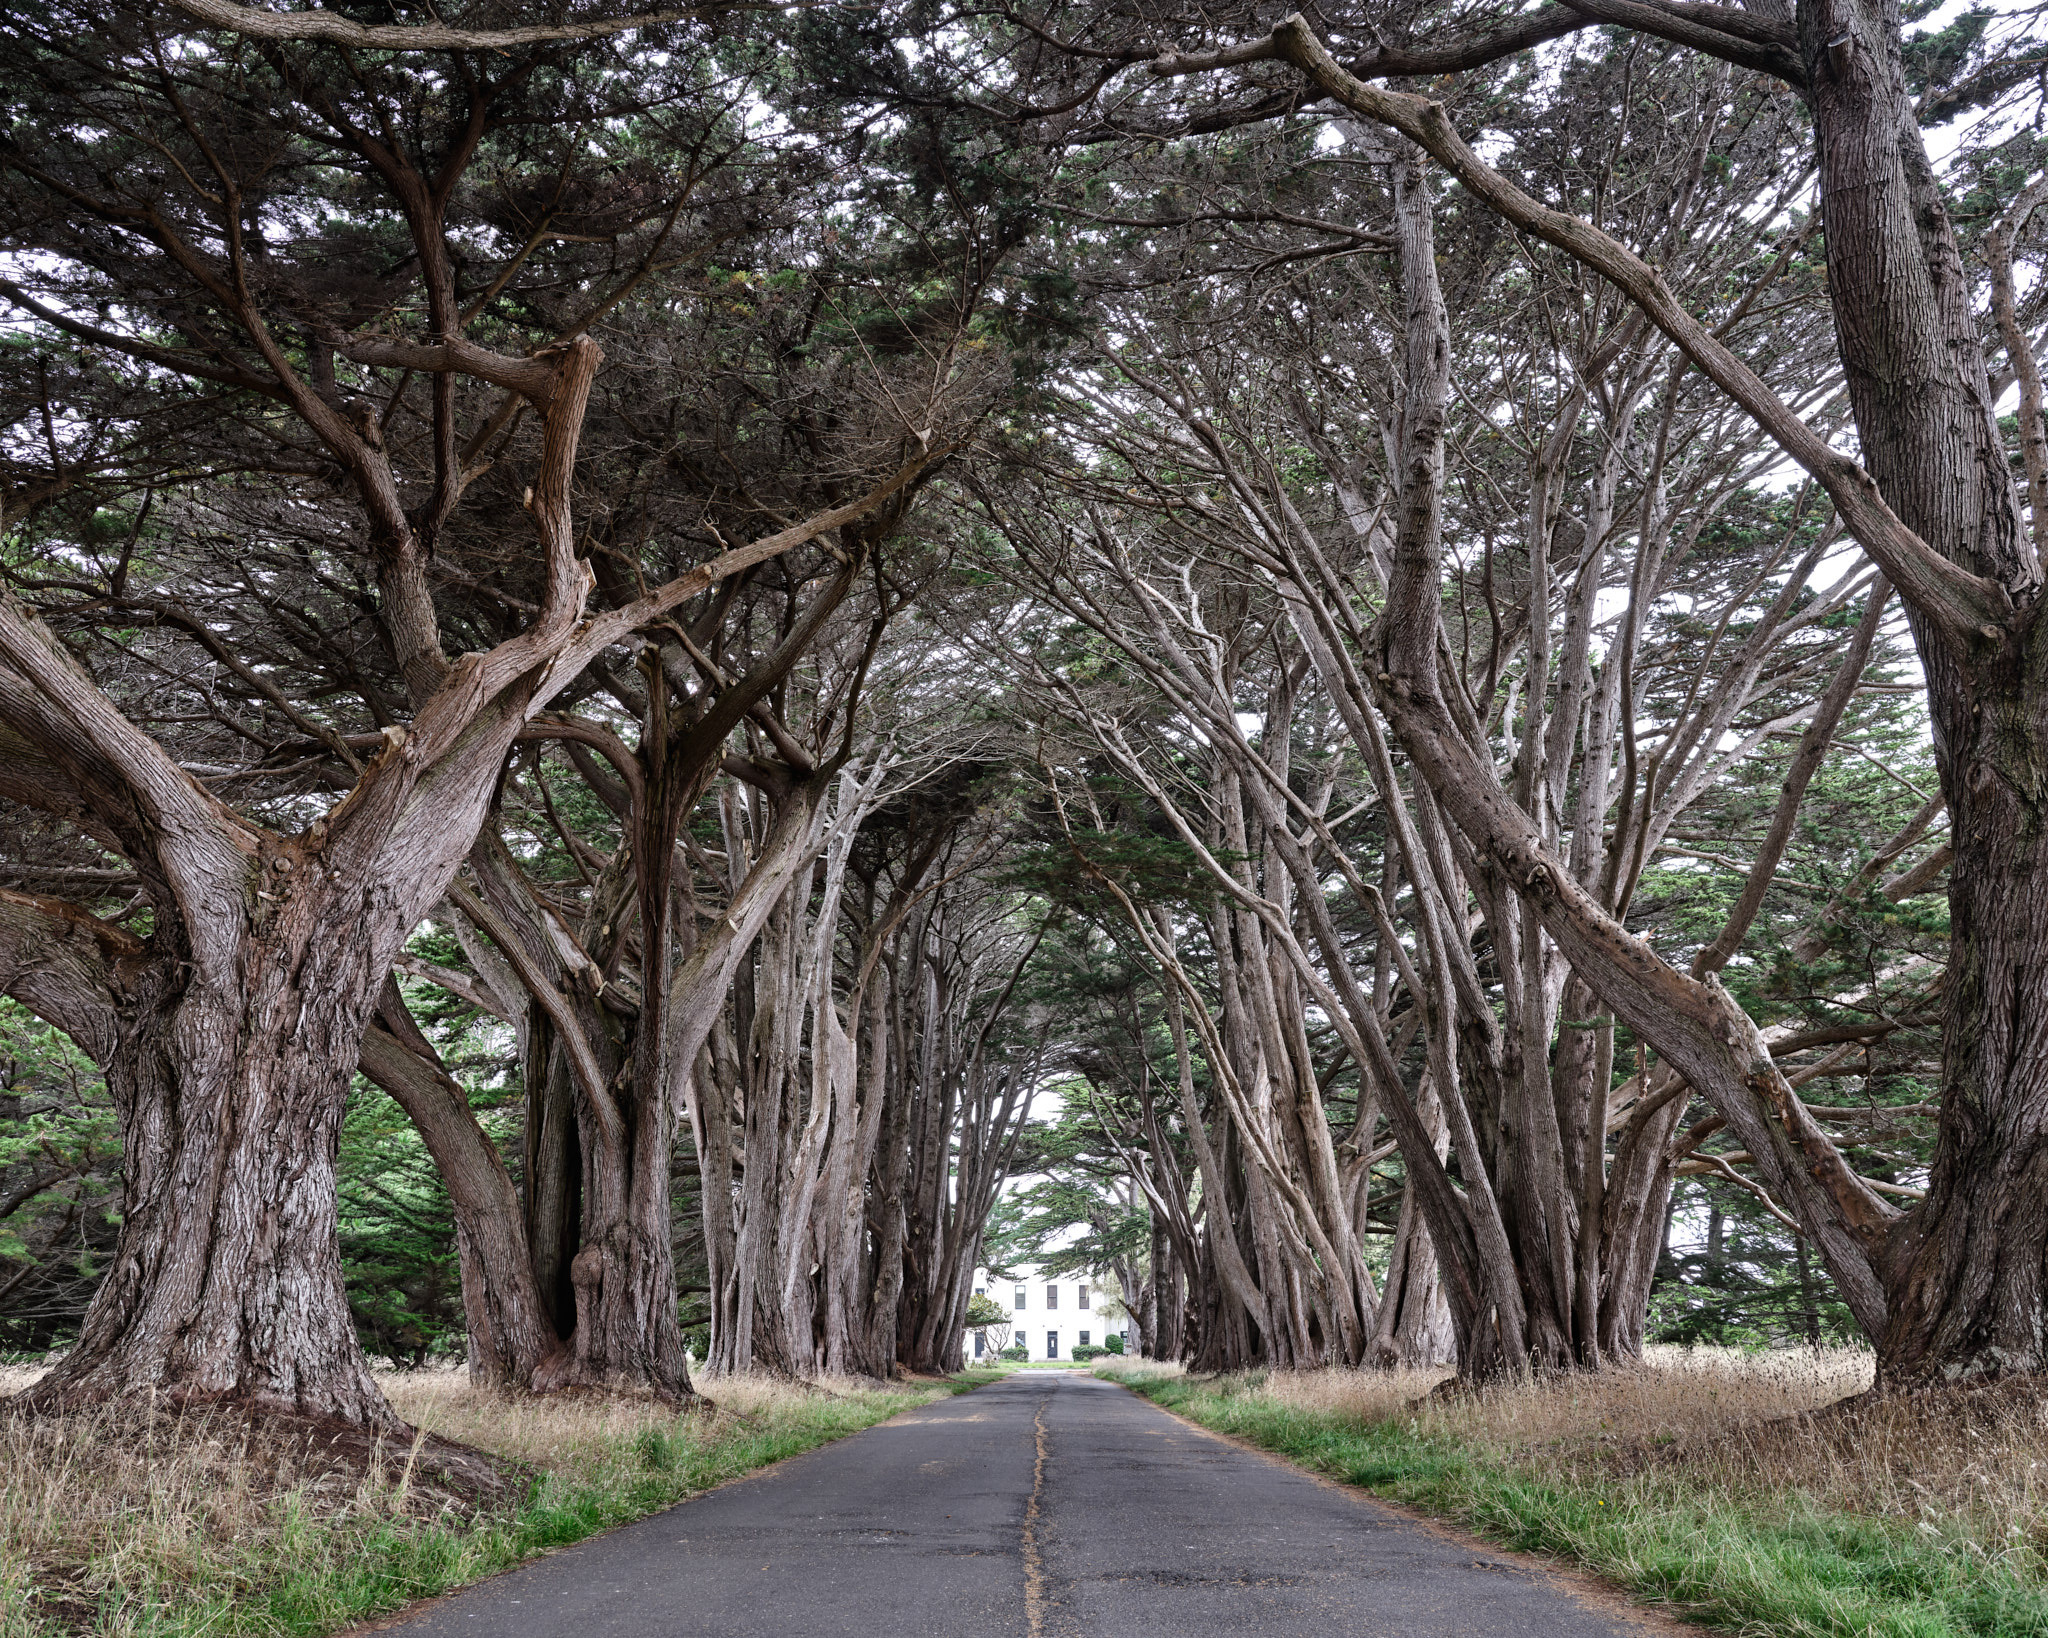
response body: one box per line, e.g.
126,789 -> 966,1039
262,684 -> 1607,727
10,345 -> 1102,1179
967,1266 -> 1129,1362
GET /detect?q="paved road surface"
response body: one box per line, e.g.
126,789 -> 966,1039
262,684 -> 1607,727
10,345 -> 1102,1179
380,1371 -> 1668,1638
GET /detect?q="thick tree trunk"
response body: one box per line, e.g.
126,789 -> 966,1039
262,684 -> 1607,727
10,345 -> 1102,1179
1879,814 -> 2048,1382
1800,0 -> 2048,1386
27,929 -> 395,1427
536,1083 -> 692,1396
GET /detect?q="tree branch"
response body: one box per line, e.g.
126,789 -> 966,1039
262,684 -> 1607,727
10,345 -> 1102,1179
0,888 -> 139,1064
1199,15 -> 2013,645
163,0 -> 693,49
539,448 -> 943,688
0,593 -> 257,935
1556,0 -> 1803,82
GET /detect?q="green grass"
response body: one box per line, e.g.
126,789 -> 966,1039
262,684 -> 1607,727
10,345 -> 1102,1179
1096,1364 -> 2048,1638
948,1366 -> 1015,1387
4,1374 -> 985,1638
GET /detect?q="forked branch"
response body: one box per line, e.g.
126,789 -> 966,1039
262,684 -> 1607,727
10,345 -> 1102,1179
1154,14 -> 2011,646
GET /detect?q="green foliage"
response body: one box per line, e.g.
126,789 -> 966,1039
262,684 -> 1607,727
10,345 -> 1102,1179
0,1002 -> 120,1352
1001,828 -> 1227,913
1650,1190 -> 1861,1350
336,1085 -> 466,1367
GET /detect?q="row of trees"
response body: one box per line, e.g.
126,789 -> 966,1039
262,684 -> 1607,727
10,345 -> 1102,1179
959,0 -> 2034,1389
1,0 -> 2045,1423
0,1 -> 1061,1427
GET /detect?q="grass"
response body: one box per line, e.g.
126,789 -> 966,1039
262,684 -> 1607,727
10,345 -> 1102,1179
0,1365 -> 967,1638
947,1366 -> 1015,1387
1097,1350 -> 2048,1638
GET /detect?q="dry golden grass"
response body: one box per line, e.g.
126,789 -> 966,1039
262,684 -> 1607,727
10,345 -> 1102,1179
1265,1346 -> 2048,1551
0,1367 -> 950,1638
1127,1347 -> 2048,1563
1261,1342 -> 1870,1432
382,1365 -> 892,1468
1104,1349 -> 2048,1634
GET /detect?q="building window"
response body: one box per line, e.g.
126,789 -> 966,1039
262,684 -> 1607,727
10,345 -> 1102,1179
1079,1283 -> 1091,1308
1047,1331 -> 1059,1359
1079,1331 -> 1091,1349
1046,1284 -> 1058,1310
974,1331 -> 985,1358
1014,1286 -> 1026,1310
975,1286 -> 985,1296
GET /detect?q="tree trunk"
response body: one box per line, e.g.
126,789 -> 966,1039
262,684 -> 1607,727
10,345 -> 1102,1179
523,1028 -> 583,1339
27,926 -> 396,1427
358,985 -> 564,1387
536,1078 -> 691,1396
1801,0 -> 2048,1387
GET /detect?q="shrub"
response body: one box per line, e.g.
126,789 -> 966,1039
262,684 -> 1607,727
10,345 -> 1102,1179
1000,1343 -> 1028,1361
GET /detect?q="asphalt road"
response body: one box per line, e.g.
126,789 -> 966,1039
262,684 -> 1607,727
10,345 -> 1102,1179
377,1371 -> 1670,1638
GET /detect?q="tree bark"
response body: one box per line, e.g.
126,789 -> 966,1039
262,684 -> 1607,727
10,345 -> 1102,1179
29,903 -> 405,1427
1799,0 -> 2048,1388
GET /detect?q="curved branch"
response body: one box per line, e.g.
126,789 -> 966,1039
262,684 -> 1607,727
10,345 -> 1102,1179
0,888 -> 139,1065
164,0 -> 693,49
336,335 -> 564,406
1555,0 -> 1803,82
0,594 -> 257,919
1177,14 -> 2010,645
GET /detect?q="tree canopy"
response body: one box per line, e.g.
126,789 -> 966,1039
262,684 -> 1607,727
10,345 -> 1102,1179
1,0 -> 2044,1410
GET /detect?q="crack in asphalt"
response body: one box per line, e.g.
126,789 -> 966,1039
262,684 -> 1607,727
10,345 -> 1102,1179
1022,1392 -> 1050,1637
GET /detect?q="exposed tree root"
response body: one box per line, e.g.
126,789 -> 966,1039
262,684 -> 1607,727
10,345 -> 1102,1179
1,1390 -> 523,1513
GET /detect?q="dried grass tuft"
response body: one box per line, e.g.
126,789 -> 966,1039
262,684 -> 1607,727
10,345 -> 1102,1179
1263,1343 -> 1870,1446
0,1394 -> 452,1638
